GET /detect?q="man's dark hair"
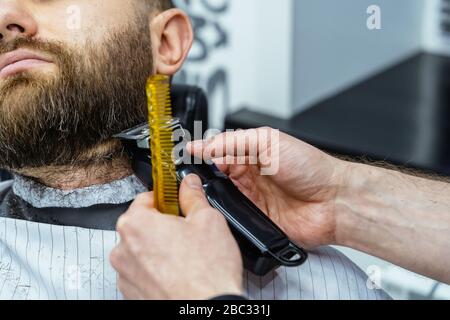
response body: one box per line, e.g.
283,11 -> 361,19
152,0 -> 175,10
159,0 -> 175,10
139,0 -> 175,14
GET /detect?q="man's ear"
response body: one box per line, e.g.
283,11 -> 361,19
150,9 -> 193,75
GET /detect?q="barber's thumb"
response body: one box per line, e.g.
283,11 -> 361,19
179,174 -> 211,217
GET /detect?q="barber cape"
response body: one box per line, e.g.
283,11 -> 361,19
0,176 -> 390,300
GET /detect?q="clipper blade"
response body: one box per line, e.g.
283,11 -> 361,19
147,74 -> 180,216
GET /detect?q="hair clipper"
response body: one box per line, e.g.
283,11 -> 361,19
114,123 -> 308,276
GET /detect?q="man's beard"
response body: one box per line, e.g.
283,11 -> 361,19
0,23 -> 153,171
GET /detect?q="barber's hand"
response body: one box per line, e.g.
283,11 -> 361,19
110,174 -> 244,300
188,128 -> 349,248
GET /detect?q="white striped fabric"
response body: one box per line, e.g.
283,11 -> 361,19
0,217 -> 390,300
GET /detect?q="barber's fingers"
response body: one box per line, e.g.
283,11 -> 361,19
179,174 -> 212,218
117,192 -> 158,232
187,128 -> 273,161
110,242 -> 139,282
129,192 -> 155,211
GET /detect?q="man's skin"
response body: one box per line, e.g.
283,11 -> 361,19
1,0 -> 446,300
0,0 -> 192,189
111,128 -> 450,300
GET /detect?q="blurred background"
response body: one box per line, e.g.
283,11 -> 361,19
1,0 -> 449,300
172,0 -> 450,300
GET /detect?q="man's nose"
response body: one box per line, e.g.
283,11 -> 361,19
0,1 -> 37,42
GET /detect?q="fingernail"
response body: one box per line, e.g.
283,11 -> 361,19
185,174 -> 203,190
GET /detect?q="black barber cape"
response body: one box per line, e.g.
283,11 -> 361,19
0,180 -> 129,231
0,180 -> 391,301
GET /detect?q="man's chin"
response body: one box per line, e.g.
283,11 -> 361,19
0,69 -> 58,95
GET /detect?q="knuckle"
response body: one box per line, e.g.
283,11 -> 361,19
110,247 -> 125,271
130,243 -> 144,257
258,127 -> 275,139
211,132 -> 224,143
116,215 -> 133,236
109,247 -> 120,268
211,133 -> 227,147
258,126 -> 273,133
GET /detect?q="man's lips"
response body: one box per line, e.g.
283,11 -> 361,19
0,49 -> 53,78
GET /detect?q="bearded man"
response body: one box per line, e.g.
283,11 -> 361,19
0,0 -> 389,300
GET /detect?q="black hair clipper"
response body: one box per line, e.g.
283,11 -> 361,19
114,123 -> 308,276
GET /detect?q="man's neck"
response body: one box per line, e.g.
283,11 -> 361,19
14,141 -> 134,190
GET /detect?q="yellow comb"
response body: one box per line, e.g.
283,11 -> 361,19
147,74 -> 180,216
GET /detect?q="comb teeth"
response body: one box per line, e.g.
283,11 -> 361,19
147,75 -> 180,216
